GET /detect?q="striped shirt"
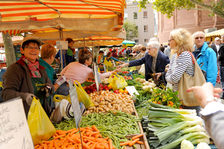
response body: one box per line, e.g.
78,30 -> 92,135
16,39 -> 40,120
166,51 -> 194,91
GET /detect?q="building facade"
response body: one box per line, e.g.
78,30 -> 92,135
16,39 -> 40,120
124,2 -> 155,46
158,8 -> 224,43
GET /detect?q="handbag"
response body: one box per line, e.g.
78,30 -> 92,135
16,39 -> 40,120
178,52 -> 206,106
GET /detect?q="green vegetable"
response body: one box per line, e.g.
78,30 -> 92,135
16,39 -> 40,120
80,111 -> 140,149
181,139 -> 194,149
141,102 -> 210,149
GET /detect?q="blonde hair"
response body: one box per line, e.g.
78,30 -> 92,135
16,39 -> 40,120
170,28 -> 193,55
41,44 -> 56,59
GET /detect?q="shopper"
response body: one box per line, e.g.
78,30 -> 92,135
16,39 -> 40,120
118,39 -> 169,85
2,38 -> 54,116
192,31 -> 217,86
39,44 -> 57,84
187,83 -> 224,149
211,37 -> 221,57
218,35 -> 224,98
166,28 -> 194,91
56,49 -> 119,96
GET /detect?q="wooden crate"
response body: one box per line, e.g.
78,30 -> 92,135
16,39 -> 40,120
126,103 -> 150,149
122,133 -> 149,149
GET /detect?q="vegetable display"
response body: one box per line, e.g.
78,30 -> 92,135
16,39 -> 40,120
35,126 -> 115,149
141,102 -> 210,149
81,112 -> 140,149
85,90 -> 134,115
55,112 -> 140,149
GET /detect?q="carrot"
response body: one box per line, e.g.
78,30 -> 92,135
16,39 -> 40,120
108,139 -> 113,149
92,125 -> 99,131
136,141 -> 144,144
120,141 -> 132,146
129,138 -> 139,146
131,134 -> 143,140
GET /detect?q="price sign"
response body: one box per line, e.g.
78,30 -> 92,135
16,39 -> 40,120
0,98 -> 34,149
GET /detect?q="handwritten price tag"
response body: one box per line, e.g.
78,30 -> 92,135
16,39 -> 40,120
0,98 -> 34,149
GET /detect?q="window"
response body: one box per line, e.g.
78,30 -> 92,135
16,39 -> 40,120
133,12 -> 137,19
144,39 -> 149,43
143,11 -> 147,18
144,25 -> 148,32
134,39 -> 139,43
124,13 -> 128,19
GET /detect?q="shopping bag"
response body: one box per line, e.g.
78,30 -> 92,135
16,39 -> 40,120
27,97 -> 56,145
73,80 -> 94,108
178,52 -> 206,106
104,57 -> 113,68
108,74 -> 128,90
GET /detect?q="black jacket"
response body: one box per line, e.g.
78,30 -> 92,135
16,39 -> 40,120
129,51 -> 170,81
218,43 -> 224,66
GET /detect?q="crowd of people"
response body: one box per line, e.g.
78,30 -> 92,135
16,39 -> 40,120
1,29 -> 224,146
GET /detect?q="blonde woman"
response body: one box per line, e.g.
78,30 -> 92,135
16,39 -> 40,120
165,28 -> 200,113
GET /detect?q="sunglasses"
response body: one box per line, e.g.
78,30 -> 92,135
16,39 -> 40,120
195,37 -> 204,40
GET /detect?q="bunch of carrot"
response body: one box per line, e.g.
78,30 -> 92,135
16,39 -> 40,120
120,134 -> 144,147
35,125 -> 115,149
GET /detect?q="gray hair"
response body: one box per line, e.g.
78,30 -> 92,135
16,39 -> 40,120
147,40 -> 160,50
192,31 -> 205,38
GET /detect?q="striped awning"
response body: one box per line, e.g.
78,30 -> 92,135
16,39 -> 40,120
26,27 -> 126,40
73,36 -> 124,47
0,0 -> 125,33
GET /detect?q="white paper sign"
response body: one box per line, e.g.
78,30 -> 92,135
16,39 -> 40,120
0,98 -> 34,149
125,86 -> 139,96
56,41 -> 68,50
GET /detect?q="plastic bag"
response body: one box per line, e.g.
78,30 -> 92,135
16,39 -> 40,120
138,64 -> 145,75
108,74 -> 128,90
104,57 -> 113,68
27,97 -> 56,145
74,80 -> 94,108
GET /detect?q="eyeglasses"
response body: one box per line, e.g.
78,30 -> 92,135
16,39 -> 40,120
195,37 -> 204,40
25,46 -> 39,50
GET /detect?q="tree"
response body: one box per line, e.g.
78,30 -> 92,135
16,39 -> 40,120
123,20 -> 138,40
139,0 -> 224,18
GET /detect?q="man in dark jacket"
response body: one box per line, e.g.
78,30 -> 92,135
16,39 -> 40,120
118,40 -> 170,84
2,38 -> 53,116
218,35 -> 224,98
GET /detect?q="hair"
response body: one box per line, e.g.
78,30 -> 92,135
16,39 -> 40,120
41,44 -> 57,59
99,50 -> 104,54
107,51 -> 112,57
65,38 -> 74,43
192,31 -> 205,39
170,28 -> 194,55
22,40 -> 40,50
140,46 -> 146,52
78,49 -> 92,64
147,40 -> 160,50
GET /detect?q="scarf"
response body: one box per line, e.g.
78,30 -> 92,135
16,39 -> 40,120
22,56 -> 41,78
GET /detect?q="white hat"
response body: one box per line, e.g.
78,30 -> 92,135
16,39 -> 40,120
215,37 -> 221,41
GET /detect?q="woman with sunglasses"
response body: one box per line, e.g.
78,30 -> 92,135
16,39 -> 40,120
165,28 -> 201,114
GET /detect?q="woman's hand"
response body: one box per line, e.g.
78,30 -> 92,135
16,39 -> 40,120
187,83 -> 222,108
117,63 -> 129,69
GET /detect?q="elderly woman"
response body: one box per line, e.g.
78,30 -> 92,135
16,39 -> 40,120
119,39 -> 170,84
56,49 -> 118,95
2,38 -> 53,115
165,28 -> 200,113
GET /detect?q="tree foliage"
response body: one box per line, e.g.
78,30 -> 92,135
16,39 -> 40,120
139,0 -> 224,18
123,20 -> 138,40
